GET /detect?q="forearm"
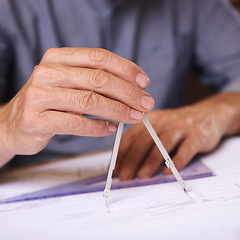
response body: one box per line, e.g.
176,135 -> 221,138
0,104 -> 15,168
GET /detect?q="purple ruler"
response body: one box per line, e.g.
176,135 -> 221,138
0,159 -> 214,204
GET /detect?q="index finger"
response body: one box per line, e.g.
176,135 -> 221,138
40,47 -> 150,89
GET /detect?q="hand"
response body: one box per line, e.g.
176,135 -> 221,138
114,93 -> 240,180
0,48 -> 154,166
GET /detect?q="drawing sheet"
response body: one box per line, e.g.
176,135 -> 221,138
0,171 -> 240,240
0,137 -> 240,240
0,160 -> 213,204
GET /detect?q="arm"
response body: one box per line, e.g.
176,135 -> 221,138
115,0 -> 240,180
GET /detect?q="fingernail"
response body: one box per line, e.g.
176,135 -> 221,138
136,73 -> 149,88
130,109 -> 143,120
141,95 -> 154,110
107,122 -> 117,133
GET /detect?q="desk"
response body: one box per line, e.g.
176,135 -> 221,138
0,137 -> 240,240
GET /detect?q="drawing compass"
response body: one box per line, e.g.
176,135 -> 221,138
103,113 -> 187,203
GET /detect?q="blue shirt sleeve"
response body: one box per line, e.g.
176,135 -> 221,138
0,22 -> 12,103
194,0 -> 240,92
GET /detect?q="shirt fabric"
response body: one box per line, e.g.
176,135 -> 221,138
0,0 -> 240,165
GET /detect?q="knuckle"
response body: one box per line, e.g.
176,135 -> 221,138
33,64 -> 65,86
120,61 -> 131,75
42,48 -> 58,60
88,48 -> 111,66
178,118 -> 193,128
32,65 -> 43,79
90,69 -> 109,90
191,124 -> 204,137
68,115 -> 83,131
126,85 -> 138,98
115,101 -> 126,119
159,111 -> 176,124
32,64 -> 50,80
79,91 -> 98,111
92,121 -> 105,136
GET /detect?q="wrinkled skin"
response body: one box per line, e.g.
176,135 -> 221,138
0,48 -> 154,167
115,93 -> 240,180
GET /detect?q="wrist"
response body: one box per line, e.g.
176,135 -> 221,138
216,101 -> 238,136
223,104 -> 240,136
199,93 -> 240,136
0,150 -> 15,168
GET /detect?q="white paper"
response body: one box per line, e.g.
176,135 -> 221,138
0,137 -> 240,240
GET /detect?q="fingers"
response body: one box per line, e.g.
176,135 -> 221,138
27,87 -> 148,124
47,89 -> 143,124
41,48 -> 150,88
115,113 -> 189,180
40,111 -> 117,137
114,122 -> 147,175
114,104 -> 227,180
136,129 -> 183,178
162,135 -> 200,175
8,47 -> 154,158
32,64 -> 154,114
117,126 -> 154,181
136,146 -> 163,178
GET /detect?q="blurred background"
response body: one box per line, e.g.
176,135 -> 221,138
186,0 -> 240,104
231,0 -> 240,10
